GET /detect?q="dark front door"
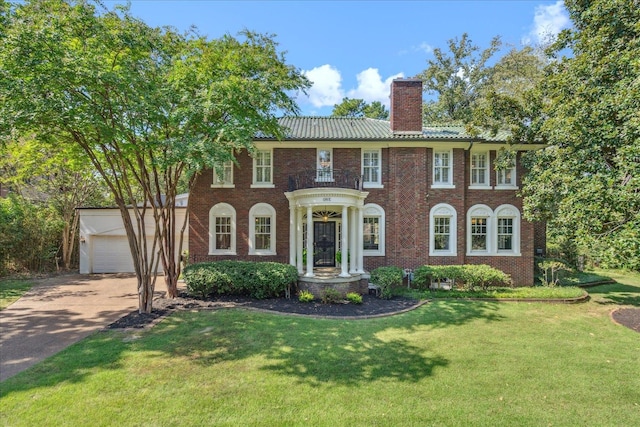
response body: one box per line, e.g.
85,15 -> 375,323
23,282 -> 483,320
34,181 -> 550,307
314,221 -> 336,267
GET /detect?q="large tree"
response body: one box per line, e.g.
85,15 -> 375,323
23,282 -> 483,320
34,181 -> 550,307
332,98 -> 389,120
0,0 -> 309,311
519,0 -> 639,269
417,33 -> 502,123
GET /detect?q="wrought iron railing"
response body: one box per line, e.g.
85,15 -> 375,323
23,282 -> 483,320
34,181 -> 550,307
288,169 -> 363,191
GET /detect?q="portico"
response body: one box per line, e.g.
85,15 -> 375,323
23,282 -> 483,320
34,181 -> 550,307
285,188 -> 369,278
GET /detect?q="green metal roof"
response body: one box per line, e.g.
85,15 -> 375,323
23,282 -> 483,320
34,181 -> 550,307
255,116 -> 510,142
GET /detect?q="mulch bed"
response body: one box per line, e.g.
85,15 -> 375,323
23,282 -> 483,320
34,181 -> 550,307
611,308 -> 640,333
107,292 -> 422,329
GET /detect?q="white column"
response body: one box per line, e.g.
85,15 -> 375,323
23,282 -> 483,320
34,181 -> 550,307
349,207 -> 357,274
340,205 -> 350,277
289,206 -> 296,267
356,206 -> 365,273
296,208 -> 304,274
305,206 -> 314,277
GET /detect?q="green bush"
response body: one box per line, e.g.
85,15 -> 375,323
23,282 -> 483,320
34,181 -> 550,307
321,287 -> 342,304
298,290 -> 315,303
346,292 -> 362,304
413,264 -> 512,290
369,266 -> 403,299
183,261 -> 298,299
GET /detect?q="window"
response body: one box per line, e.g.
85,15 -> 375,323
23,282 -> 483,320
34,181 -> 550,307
429,203 -> 457,256
495,204 -> 520,255
317,149 -> 333,182
496,161 -> 517,188
471,217 -> 488,250
249,203 -> 276,255
252,150 -> 273,187
212,160 -> 234,188
362,149 -> 382,188
470,152 -> 489,187
209,203 -> 236,254
467,204 -> 521,256
363,204 -> 385,256
497,218 -> 513,250
433,150 -> 454,187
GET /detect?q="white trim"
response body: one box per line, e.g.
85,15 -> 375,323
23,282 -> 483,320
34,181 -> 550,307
362,148 -> 383,188
466,204 -> 521,256
470,151 -> 490,188
316,148 -> 333,182
362,203 -> 385,256
495,204 -> 521,256
432,149 -> 454,188
248,203 -> 277,255
252,149 -> 273,186
211,160 -> 234,188
467,204 -> 492,255
429,203 -> 457,256
209,203 -> 237,255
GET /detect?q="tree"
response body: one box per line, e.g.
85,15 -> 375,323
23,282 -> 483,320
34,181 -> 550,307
417,33 -> 502,123
332,98 -> 389,120
0,0 -> 309,312
519,0 -> 640,270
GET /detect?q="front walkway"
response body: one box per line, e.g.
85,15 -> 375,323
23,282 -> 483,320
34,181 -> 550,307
0,274 -> 140,382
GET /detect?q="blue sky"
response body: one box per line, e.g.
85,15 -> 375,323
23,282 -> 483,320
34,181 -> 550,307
117,0 -> 571,116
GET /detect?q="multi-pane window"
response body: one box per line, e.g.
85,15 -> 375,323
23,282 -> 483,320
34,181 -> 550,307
497,168 -> 513,186
433,151 -> 451,185
362,149 -> 381,186
254,150 -> 272,185
215,217 -> 231,250
213,160 -> 233,186
433,217 -> 450,251
471,217 -> 488,250
497,218 -> 513,250
471,153 -> 488,185
254,217 -> 271,250
317,149 -> 333,181
363,217 -> 379,250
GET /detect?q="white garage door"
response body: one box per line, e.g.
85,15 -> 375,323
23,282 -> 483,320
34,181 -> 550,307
91,236 -> 163,273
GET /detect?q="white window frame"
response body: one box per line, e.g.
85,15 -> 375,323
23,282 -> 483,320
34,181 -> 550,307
467,204 -> 492,255
248,203 -> 276,255
251,149 -> 274,188
432,149 -> 454,188
494,204 -> 521,255
362,149 -> 383,188
495,159 -> 518,189
211,160 -> 234,188
363,203 -> 385,256
209,203 -> 236,255
429,203 -> 457,256
316,148 -> 333,182
469,151 -> 490,189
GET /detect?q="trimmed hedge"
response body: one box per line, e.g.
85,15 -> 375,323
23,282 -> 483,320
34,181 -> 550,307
413,264 -> 512,290
370,266 -> 403,299
183,261 -> 298,299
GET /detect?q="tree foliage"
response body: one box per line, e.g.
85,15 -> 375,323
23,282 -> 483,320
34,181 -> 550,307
417,33 -> 502,123
0,0 -> 309,311
331,98 -> 389,120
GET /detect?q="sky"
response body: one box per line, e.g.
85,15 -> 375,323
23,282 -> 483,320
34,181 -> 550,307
115,0 -> 572,116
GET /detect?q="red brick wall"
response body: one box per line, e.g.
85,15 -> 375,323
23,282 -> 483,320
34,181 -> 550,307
189,146 -> 538,285
390,79 -> 423,133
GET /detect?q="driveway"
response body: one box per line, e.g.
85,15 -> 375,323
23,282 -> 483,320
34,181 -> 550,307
0,274 -> 140,382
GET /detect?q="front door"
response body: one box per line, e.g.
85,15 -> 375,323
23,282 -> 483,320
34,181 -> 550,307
314,221 -> 336,267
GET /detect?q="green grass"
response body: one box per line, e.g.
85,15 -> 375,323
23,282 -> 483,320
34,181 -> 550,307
0,278 -> 34,310
405,285 -> 587,300
1,270 -> 639,426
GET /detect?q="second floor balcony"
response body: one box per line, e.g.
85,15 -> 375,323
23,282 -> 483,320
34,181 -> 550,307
288,169 -> 363,192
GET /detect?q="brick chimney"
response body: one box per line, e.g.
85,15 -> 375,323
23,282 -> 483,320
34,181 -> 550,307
390,78 -> 423,134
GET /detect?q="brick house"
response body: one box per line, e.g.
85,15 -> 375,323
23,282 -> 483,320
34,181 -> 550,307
188,79 -> 546,289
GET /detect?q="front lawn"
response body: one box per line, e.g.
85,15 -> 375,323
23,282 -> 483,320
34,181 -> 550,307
1,270 -> 639,426
0,278 -> 34,310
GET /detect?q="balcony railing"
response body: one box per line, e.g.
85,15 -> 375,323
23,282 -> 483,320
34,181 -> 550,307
288,169 -> 363,191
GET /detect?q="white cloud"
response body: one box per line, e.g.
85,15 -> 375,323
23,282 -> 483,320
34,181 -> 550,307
347,68 -> 404,107
303,64 -> 344,108
524,1 -> 571,45
398,42 -> 433,56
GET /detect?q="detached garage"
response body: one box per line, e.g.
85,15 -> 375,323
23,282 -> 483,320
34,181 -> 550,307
78,205 -> 188,274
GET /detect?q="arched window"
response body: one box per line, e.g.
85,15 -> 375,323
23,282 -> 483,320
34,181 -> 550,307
467,204 -> 493,255
209,203 -> 236,255
249,203 -> 277,255
494,204 -> 521,255
429,203 -> 457,256
363,203 -> 385,256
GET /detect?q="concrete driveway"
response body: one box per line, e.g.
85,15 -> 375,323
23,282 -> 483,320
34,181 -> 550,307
0,274 -> 140,382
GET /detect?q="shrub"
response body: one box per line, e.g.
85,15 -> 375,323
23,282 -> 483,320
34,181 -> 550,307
321,287 -> 342,304
370,266 -> 403,299
413,264 -> 512,290
460,264 -> 512,290
298,290 -> 315,303
346,292 -> 362,304
537,258 -> 573,287
183,261 -> 298,299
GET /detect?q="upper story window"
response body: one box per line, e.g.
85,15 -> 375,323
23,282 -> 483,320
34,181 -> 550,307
470,152 -> 490,188
496,161 -> 517,189
317,148 -> 333,182
432,149 -> 454,188
209,203 -> 236,255
363,203 -> 385,256
211,160 -> 234,188
362,149 -> 382,188
429,203 -> 457,256
252,149 -> 274,188
249,203 -> 276,255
